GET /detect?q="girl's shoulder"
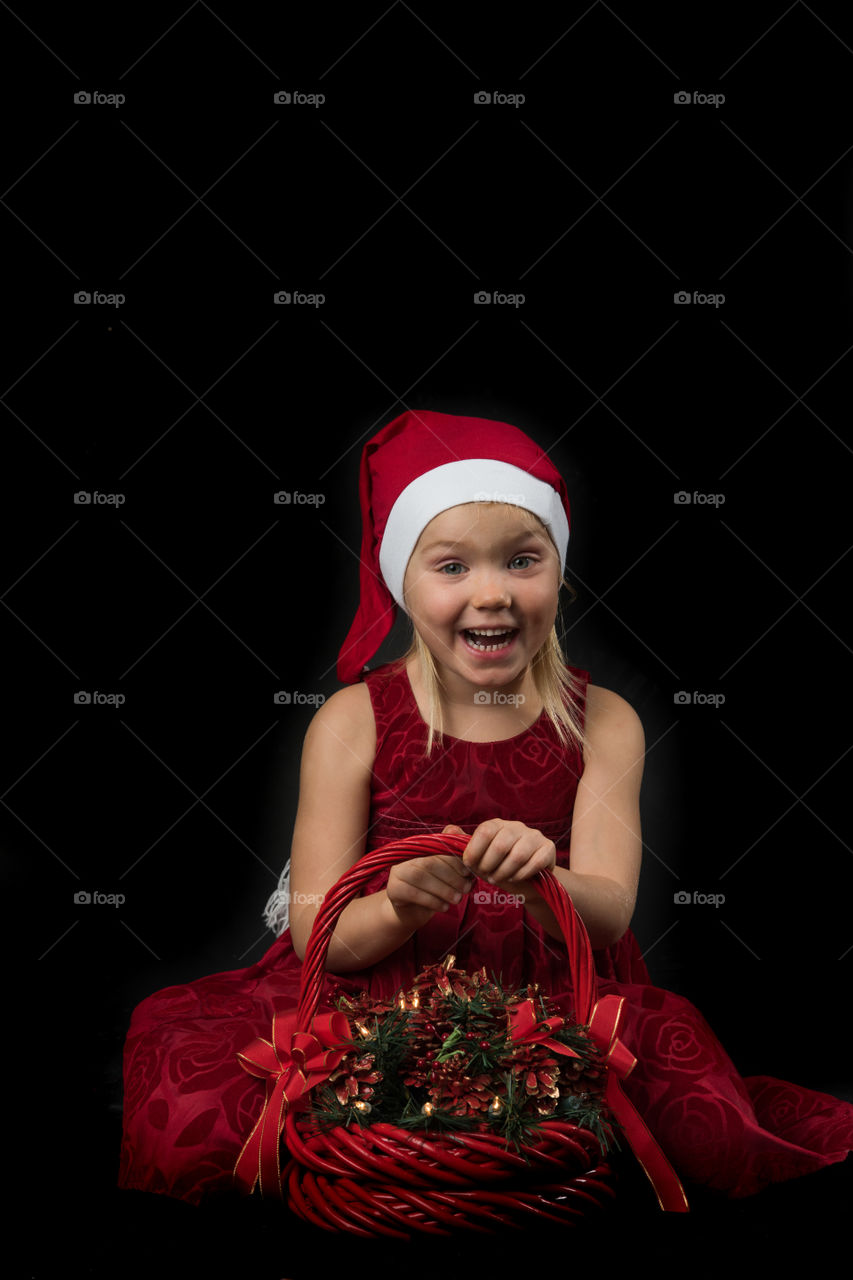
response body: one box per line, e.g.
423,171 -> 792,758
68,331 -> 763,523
582,683 -> 645,762
303,682 -> 377,772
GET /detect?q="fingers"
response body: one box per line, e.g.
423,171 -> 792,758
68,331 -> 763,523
501,847 -> 554,884
463,820 -> 555,882
435,853 -> 474,880
431,855 -> 475,897
387,856 -> 472,915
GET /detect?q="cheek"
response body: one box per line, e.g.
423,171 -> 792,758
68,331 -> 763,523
525,578 -> 559,615
407,582 -> 455,625
527,594 -> 559,640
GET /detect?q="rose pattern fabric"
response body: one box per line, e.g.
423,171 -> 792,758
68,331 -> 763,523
118,661 -> 853,1203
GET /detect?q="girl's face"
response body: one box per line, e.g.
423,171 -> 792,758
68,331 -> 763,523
402,503 -> 561,690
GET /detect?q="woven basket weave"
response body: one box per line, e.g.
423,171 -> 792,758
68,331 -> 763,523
282,832 -> 617,1237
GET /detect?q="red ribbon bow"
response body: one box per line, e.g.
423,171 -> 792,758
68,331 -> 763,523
233,1005 -> 353,1198
588,994 -> 689,1212
233,994 -> 688,1212
508,997 -> 582,1060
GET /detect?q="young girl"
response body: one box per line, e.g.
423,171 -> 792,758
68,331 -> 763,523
118,409 -> 853,1207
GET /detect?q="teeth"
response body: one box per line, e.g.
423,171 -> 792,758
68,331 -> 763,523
464,628 -> 515,652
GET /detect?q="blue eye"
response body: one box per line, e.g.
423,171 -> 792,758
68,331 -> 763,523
439,562 -> 465,575
509,555 -> 534,569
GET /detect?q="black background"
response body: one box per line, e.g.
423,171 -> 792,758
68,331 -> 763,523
5,3 -> 852,1275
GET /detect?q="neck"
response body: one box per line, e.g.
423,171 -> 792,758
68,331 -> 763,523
407,656 -> 542,738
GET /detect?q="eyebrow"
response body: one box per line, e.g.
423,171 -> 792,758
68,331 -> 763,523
419,531 -> 549,554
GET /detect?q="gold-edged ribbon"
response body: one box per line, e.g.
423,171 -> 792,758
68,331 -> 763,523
588,994 -> 690,1212
508,997 -> 583,1060
232,994 -> 689,1212
233,1006 -> 352,1198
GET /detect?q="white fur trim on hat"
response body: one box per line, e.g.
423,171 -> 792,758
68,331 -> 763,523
378,459 -> 569,611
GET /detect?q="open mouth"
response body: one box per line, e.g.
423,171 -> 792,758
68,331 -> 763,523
461,627 -> 519,652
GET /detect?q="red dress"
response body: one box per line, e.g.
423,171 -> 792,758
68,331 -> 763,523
118,661 -> 853,1205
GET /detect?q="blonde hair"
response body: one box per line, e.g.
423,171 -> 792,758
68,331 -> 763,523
392,504 -> 587,758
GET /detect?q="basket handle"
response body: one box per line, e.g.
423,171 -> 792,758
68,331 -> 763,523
296,832 -> 598,1030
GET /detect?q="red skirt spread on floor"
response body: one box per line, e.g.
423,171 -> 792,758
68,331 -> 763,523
118,662 -> 853,1205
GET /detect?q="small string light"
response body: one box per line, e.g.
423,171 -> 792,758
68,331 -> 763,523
410,991 -> 420,1009
421,1102 -> 435,1117
488,1096 -> 504,1115
353,1099 -> 372,1114
354,1020 -> 371,1038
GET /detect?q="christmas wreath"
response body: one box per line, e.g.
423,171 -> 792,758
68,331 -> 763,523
233,834 -> 689,1234
318,955 -> 616,1156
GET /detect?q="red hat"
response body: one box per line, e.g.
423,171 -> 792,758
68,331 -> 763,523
336,410 -> 571,684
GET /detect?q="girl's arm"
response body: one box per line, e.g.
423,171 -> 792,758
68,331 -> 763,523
460,685 -> 643,950
288,685 -> 470,971
523,684 -> 644,949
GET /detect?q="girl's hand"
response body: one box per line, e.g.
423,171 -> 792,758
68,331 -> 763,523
384,850 -> 474,932
461,819 -> 556,896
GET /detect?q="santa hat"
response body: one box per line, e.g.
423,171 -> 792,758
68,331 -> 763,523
336,410 -> 571,684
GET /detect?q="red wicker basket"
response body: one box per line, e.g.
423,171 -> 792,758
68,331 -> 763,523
279,833 -> 619,1237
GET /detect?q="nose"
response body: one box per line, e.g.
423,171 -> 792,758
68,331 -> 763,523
470,569 -> 511,609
